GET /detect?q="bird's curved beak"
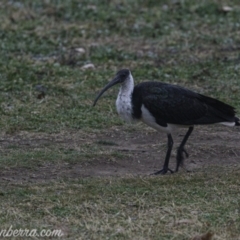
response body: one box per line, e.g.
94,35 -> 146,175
93,77 -> 120,106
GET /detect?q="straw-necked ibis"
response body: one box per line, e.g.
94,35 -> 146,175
93,69 -> 239,174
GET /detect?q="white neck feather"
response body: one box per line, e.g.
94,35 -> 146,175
119,73 -> 134,96
116,73 -> 135,123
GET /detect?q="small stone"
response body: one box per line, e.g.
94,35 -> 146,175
81,63 -> 95,69
222,6 -> 233,12
75,48 -> 86,54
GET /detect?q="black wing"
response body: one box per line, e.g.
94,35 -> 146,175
132,82 -> 236,126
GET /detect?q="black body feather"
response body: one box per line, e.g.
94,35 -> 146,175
132,82 -> 238,126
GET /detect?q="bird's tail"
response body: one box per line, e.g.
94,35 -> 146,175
235,117 -> 240,126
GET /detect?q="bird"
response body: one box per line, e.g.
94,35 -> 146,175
93,69 -> 239,175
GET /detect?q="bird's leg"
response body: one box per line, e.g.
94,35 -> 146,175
175,126 -> 194,172
152,134 -> 174,175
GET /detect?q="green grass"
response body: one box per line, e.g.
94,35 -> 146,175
0,0 -> 240,133
1,168 -> 240,239
0,0 -> 240,239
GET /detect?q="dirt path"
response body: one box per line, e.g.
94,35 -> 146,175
0,125 -> 240,183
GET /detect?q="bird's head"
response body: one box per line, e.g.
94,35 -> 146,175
93,69 -> 131,106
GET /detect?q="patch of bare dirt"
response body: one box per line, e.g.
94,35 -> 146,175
0,125 -> 240,183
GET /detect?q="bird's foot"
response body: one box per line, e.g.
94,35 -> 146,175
151,167 -> 174,175
182,148 -> 189,158
177,147 -> 189,164
176,147 -> 189,172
